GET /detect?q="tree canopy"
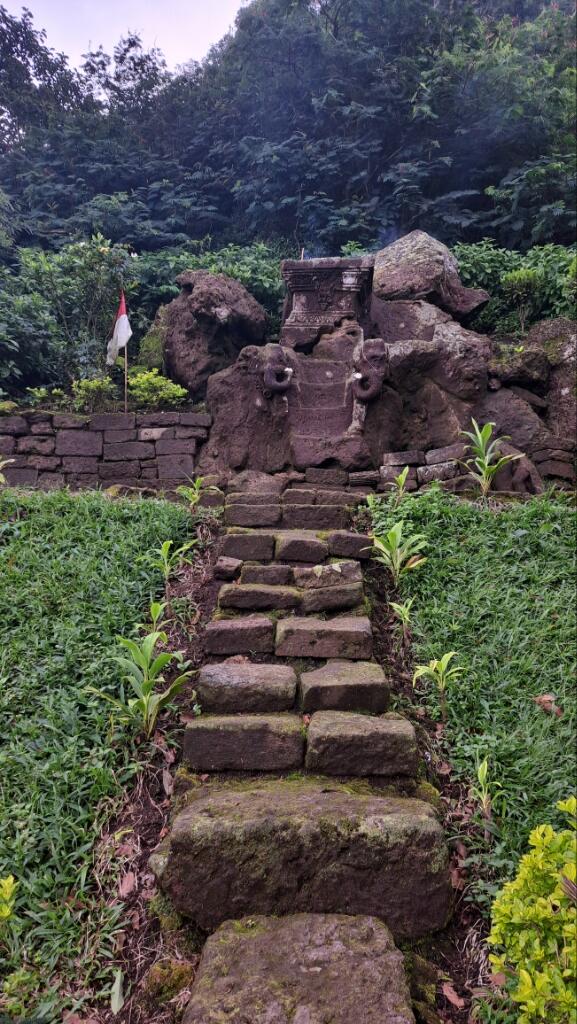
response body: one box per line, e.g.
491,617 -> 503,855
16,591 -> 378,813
0,0 -> 575,257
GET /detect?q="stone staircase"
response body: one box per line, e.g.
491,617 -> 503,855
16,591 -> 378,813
150,483 -> 452,1022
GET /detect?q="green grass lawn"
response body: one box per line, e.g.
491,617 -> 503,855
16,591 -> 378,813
0,489 -> 191,1019
369,488 -> 576,907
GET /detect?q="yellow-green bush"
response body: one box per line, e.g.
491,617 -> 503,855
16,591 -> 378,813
489,797 -> 577,1024
0,875 -> 17,924
127,368 -> 187,409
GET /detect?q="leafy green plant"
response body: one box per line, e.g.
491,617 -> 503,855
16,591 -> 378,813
88,629 -> 196,738
0,875 -> 17,926
127,368 -> 187,409
370,521 -> 428,586
138,600 -> 169,633
143,538 -> 197,581
25,386 -> 49,406
389,465 -> 410,505
176,476 -> 210,511
412,651 -> 465,722
461,419 -> 522,497
471,757 -> 506,844
389,597 -> 414,650
72,375 -> 117,412
488,796 -> 577,1024
501,268 -> 545,334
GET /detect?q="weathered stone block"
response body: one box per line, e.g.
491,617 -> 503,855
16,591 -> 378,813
227,491 -> 281,506
537,459 -> 575,480
282,488 -> 318,505
305,467 -> 348,486
66,474 -> 99,489
174,426 -> 208,440
276,616 -> 372,660
103,429 -> 137,443
183,914 -> 415,1024
380,465 -> 418,483
98,462 -> 141,479
214,556 -> 242,580
157,454 -> 195,479
16,436 -> 56,455
300,660 -> 389,714
205,615 -> 275,655
61,456 -> 99,474
306,712 -> 419,777
196,660 -> 297,713
275,531 -> 329,563
219,582 -> 301,611
301,582 -> 364,613
138,426 -> 173,441
425,442 -> 467,465
56,431 -> 103,456
136,411 -> 180,426
155,438 -> 197,456
293,560 -> 362,590
533,448 -> 575,464
4,466 -> 38,485
281,504 -> 348,530
179,411 -> 212,427
102,441 -> 155,461
240,563 -> 293,585
182,714 -> 304,771
381,450 -> 425,466
417,461 -> 456,485
225,504 -> 281,527
151,780 -> 451,938
348,470 -> 380,486
30,420 -> 54,435
221,531 -> 275,561
52,414 -> 89,429
327,531 -> 371,560
26,455 -> 61,471
0,436 -> 16,454
90,413 -> 135,430
38,472 -> 65,491
0,416 -> 28,435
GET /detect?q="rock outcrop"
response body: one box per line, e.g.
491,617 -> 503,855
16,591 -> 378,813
163,270 -> 267,395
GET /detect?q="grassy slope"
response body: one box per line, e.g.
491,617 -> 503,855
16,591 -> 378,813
370,488 -> 576,904
0,489 -> 191,1017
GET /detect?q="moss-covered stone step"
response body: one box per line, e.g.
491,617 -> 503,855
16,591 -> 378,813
281,504 -> 349,530
205,615 -> 274,655
240,563 -> 293,585
150,779 -> 451,938
182,714 -> 304,772
182,913 -> 415,1024
221,531 -> 276,561
300,581 -> 364,613
276,615 -> 373,660
299,659 -> 389,714
196,659 -> 297,713
293,560 -> 362,589
275,530 -> 329,563
225,504 -> 282,527
218,582 -> 301,611
305,711 -> 418,777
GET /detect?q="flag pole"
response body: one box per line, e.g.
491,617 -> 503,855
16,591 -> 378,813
124,339 -> 128,414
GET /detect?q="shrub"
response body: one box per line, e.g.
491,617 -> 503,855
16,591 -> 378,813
501,268 -> 545,333
72,376 -> 117,412
489,797 -> 577,1024
460,419 -> 522,497
127,368 -> 187,409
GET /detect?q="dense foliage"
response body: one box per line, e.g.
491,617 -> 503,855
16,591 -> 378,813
489,797 -> 576,1024
369,489 -> 576,906
0,0 -> 575,259
0,490 -> 191,1017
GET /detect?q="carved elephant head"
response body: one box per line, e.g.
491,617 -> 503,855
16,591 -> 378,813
352,337 -> 388,402
262,344 -> 295,394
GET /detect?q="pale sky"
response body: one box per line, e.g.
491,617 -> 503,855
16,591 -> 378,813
6,0 -> 246,69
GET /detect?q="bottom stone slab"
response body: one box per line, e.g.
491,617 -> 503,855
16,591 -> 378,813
183,913 -> 415,1024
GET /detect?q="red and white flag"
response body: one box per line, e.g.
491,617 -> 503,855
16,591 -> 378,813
106,291 -> 132,366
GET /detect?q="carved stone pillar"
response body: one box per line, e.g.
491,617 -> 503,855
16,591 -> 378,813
280,257 -> 373,349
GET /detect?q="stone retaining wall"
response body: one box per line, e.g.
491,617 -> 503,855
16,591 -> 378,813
0,410 -> 211,490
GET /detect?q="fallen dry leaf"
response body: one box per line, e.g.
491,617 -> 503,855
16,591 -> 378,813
533,693 -> 563,717
162,768 -> 174,796
450,865 -> 466,890
118,870 -> 136,899
489,972 -> 507,987
436,761 -> 452,776
441,981 -> 465,1009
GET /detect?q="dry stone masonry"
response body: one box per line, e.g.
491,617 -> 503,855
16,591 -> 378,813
150,479 -> 453,1019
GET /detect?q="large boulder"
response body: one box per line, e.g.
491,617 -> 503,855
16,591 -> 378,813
150,779 -> 451,939
373,230 -> 489,317
163,270 -> 267,395
183,914 -> 416,1024
527,318 -> 576,442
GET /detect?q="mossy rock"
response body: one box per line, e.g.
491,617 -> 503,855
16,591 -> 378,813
142,957 -> 195,1004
